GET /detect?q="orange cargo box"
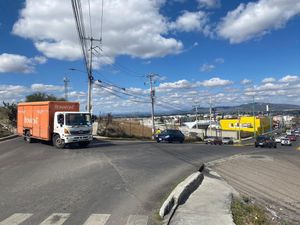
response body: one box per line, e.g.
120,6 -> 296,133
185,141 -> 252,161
17,101 -> 80,141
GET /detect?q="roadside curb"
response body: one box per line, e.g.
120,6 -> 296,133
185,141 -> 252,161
0,134 -> 18,142
93,136 -> 152,142
159,164 -> 205,222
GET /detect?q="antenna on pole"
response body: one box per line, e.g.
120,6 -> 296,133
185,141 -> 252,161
63,76 -> 70,101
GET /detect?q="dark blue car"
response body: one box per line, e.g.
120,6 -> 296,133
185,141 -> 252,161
155,129 -> 185,143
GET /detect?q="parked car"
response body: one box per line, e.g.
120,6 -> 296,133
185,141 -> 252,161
205,137 -> 223,145
281,138 -> 292,146
294,131 -> 300,137
255,136 -> 277,148
155,129 -> 185,143
275,136 -> 285,143
222,137 -> 234,144
286,135 -> 296,141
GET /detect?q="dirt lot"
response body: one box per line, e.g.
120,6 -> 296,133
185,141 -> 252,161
212,150 -> 300,224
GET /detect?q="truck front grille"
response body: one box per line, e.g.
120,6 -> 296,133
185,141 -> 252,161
70,130 -> 90,135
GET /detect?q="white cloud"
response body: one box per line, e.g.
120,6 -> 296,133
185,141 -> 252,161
169,11 -> 209,33
158,80 -> 195,91
200,77 -> 233,87
215,58 -> 224,64
241,79 -> 252,85
31,83 -> 63,92
0,53 -> 46,73
200,63 -> 215,72
262,77 -> 276,83
197,0 -> 221,9
279,75 -> 299,82
217,0 -> 300,43
12,0 -> 183,65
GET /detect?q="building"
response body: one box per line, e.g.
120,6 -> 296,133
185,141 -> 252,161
220,116 -> 271,134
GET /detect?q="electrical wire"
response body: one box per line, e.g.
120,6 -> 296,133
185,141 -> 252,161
98,84 -> 150,104
100,0 -> 104,42
94,81 -> 150,102
97,51 -> 145,78
88,0 -> 93,37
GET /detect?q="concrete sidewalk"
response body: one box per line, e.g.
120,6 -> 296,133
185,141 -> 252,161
168,169 -> 238,225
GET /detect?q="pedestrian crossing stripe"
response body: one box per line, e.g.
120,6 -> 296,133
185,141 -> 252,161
0,213 -> 148,225
126,215 -> 148,225
0,213 -> 33,225
83,214 -> 110,225
39,213 -> 70,225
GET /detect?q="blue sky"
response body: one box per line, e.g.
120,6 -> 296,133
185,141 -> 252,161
1,0 -> 300,114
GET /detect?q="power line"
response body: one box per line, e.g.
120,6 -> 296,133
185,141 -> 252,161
95,83 -> 150,104
100,0 -> 104,42
88,0 -> 93,37
71,0 -> 102,113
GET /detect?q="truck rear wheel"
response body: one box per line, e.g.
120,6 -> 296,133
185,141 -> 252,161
53,135 -> 65,149
24,131 -> 32,143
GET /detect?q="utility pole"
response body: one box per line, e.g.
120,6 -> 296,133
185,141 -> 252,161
63,76 -> 70,101
209,96 -> 212,136
238,108 -> 241,143
86,37 -> 101,113
267,104 -> 272,133
253,96 -> 256,138
71,0 -> 102,113
193,104 -> 200,129
147,74 -> 156,137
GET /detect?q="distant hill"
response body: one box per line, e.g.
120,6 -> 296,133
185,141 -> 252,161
224,102 -> 300,113
111,102 -> 300,117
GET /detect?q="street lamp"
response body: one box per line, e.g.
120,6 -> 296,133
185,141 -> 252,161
69,68 -> 93,113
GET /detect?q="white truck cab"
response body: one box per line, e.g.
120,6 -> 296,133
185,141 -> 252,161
53,111 -> 93,148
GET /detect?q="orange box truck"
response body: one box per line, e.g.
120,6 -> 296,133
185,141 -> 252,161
17,101 -> 93,148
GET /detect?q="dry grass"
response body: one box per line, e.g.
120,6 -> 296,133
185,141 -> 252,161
97,119 -> 152,139
231,197 -> 272,225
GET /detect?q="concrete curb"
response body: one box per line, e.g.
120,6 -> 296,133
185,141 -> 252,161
159,165 -> 205,221
0,134 -> 18,142
93,135 -> 152,142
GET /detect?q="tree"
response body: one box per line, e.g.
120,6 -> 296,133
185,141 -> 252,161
25,92 -> 66,102
2,101 -> 17,126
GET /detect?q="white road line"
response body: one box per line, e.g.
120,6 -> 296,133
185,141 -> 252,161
82,214 -> 110,225
39,213 -> 70,225
0,213 -> 33,225
126,215 -> 148,225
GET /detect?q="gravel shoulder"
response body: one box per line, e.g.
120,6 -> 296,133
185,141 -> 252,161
212,149 -> 300,224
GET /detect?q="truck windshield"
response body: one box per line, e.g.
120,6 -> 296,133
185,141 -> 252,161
65,113 -> 91,126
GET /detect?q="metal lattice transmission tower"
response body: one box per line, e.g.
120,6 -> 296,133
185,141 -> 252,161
63,76 -> 70,101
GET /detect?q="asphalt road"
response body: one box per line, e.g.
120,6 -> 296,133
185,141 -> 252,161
0,137 -> 294,225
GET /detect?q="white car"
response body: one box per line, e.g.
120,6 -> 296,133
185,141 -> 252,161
275,137 -> 282,143
281,138 -> 292,146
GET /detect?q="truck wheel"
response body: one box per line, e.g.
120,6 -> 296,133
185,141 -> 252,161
24,131 -> 32,143
78,141 -> 90,148
53,135 -> 65,149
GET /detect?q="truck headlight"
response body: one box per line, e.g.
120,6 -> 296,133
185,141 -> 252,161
64,128 -> 70,134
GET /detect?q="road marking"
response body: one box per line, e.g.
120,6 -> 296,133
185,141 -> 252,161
39,213 -> 70,225
296,147 -> 300,150
126,215 -> 148,225
83,214 -> 110,225
0,213 -> 33,225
